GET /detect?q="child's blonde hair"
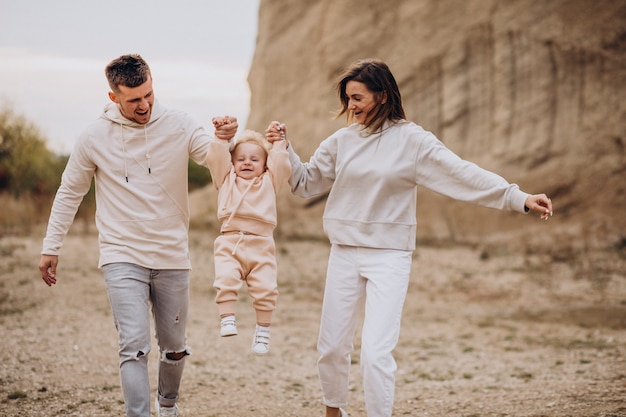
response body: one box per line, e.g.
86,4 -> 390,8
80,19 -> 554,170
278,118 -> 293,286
231,129 -> 272,156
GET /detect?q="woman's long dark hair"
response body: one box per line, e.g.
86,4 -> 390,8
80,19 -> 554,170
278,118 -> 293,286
336,58 -> 406,133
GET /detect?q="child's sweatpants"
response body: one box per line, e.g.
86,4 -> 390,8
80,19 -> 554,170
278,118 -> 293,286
213,232 -> 278,325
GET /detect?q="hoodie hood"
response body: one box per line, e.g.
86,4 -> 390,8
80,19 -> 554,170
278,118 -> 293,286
102,99 -> 166,126
101,99 -> 166,183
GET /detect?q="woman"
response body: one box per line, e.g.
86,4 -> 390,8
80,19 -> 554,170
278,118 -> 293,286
266,58 -> 553,417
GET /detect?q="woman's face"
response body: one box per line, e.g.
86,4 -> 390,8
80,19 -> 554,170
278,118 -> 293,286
346,80 -> 379,125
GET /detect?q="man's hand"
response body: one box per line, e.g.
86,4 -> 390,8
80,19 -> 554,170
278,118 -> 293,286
212,115 -> 238,141
39,254 -> 58,286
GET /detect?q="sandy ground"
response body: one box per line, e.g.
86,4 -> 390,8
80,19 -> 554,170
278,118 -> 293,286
1,229 -> 625,417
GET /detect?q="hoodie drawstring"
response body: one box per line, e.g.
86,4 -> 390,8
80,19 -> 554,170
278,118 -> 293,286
120,124 -> 129,182
222,176 -> 260,256
222,177 -> 257,228
119,124 -> 152,182
144,126 -> 151,174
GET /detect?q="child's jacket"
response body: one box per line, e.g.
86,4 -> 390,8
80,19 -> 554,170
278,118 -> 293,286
206,140 -> 291,237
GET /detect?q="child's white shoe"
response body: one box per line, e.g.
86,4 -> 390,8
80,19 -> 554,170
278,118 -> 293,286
220,316 -> 238,337
252,324 -> 270,355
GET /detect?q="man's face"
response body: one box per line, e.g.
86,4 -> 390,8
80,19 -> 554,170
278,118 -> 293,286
108,78 -> 154,124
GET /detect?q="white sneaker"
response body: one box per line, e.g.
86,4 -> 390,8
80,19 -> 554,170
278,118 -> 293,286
252,324 -> 270,355
155,398 -> 179,417
220,316 -> 238,337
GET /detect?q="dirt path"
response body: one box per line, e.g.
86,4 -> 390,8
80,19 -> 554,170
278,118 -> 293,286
1,230 -> 625,416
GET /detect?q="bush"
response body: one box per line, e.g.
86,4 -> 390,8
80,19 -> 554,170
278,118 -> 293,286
188,158 -> 212,191
0,105 -> 64,197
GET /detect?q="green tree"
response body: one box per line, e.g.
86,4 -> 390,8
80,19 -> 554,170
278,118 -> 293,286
0,105 -> 62,197
188,158 -> 212,191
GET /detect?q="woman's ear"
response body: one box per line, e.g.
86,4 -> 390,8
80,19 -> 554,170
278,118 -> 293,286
381,90 -> 388,104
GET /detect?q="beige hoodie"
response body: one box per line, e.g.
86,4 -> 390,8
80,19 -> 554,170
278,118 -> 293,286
206,139 -> 291,237
42,100 -> 214,269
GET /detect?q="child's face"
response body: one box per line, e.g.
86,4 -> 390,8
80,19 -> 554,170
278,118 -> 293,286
232,142 -> 267,180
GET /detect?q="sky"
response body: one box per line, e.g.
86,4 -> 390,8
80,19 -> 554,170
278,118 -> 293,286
0,0 -> 260,154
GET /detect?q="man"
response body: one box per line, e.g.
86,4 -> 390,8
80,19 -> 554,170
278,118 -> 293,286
38,54 -> 238,417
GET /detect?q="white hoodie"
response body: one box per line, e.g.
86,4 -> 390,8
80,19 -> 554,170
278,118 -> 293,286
288,121 -> 530,251
42,100 -> 214,269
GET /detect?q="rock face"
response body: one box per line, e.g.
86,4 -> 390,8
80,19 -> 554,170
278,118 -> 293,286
243,0 -> 626,249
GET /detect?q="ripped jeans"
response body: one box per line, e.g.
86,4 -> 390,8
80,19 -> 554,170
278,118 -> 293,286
103,263 -> 190,417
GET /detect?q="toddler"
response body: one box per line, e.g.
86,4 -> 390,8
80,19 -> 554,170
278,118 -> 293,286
206,122 -> 290,355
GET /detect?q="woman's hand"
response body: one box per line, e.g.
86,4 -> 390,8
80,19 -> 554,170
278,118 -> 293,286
265,120 -> 287,143
525,194 -> 553,220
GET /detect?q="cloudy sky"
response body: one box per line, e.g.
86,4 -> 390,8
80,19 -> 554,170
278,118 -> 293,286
0,0 -> 260,153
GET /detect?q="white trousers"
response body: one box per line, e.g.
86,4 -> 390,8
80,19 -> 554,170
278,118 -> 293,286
317,244 -> 412,417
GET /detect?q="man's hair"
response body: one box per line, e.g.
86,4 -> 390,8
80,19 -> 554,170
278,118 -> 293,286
336,58 -> 406,133
105,54 -> 151,93
232,129 -> 271,157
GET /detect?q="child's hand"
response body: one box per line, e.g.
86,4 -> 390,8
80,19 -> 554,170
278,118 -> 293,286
265,120 -> 287,143
212,115 -> 238,141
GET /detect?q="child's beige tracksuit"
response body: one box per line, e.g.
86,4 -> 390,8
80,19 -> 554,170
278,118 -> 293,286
206,139 -> 291,325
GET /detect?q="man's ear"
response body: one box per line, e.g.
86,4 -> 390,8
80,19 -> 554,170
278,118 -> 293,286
108,91 -> 118,103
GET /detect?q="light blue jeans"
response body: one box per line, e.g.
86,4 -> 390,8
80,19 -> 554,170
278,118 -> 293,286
318,245 -> 412,417
103,263 -> 190,417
